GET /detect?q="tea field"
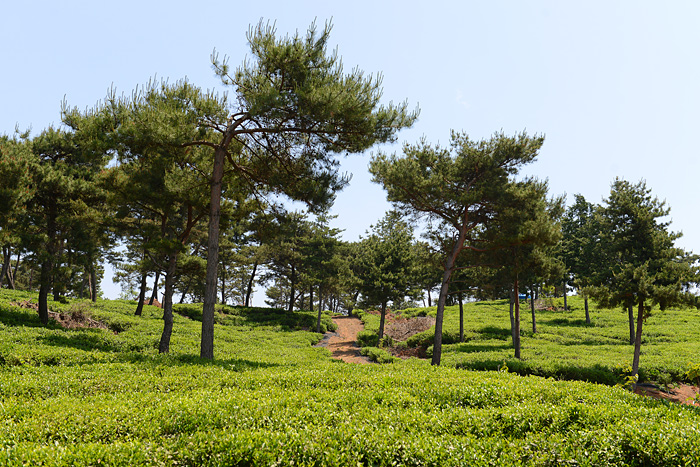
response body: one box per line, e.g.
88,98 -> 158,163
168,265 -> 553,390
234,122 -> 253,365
1,289 -> 700,466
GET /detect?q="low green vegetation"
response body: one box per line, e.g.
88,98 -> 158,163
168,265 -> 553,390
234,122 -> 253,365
358,295 -> 700,386
2,289 -> 700,466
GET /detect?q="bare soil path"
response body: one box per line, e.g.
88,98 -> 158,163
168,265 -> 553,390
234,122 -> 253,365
319,315 -> 371,364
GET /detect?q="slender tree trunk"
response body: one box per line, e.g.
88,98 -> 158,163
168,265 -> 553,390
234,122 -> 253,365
530,285 -> 537,333
12,251 -> 21,289
89,260 -> 97,303
432,225 -> 466,366
0,245 -> 11,289
631,299 -> 645,379
378,301 -> 387,340
288,265 -> 296,313
179,276 -> 192,304
307,285 -> 314,312
38,260 -> 52,325
513,274 -> 521,359
458,294 -> 464,343
135,271 -> 148,316
562,281 -> 568,311
584,295 -> 590,324
38,204 -> 58,325
244,261 -> 257,307
159,254 -> 178,354
220,265 -> 226,305
149,271 -> 160,305
200,145 -> 226,360
315,303 -> 323,333
427,289 -> 432,307
509,289 -> 515,345
627,303 -> 635,345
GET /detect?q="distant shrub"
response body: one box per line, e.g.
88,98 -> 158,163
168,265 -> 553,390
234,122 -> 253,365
360,346 -> 397,363
357,330 -> 379,348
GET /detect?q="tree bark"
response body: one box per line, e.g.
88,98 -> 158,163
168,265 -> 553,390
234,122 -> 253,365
201,145 -> 226,360
244,261 -> 257,307
513,274 -> 521,359
149,270 -> 160,305
627,303 -> 635,345
378,301 -> 387,340
530,285 -> 537,333
12,251 -> 21,289
135,271 -> 148,316
458,294 -> 464,343
584,296 -> 590,324
89,260 -> 97,302
288,265 -> 296,313
427,289 -> 432,307
315,302 -> 322,333
432,224 -> 466,366
0,245 -> 11,289
159,253 -> 178,354
562,281 -> 568,311
509,290 -> 515,346
38,203 -> 58,326
309,284 -> 314,312
631,300 -> 645,379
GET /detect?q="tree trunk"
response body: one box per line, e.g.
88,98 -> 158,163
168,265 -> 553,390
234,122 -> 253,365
458,294 -> 464,343
244,261 -> 257,307
309,284 -> 314,312
530,285 -> 537,333
427,289 -> 432,307
378,301 -> 387,340
200,145 -> 227,360
509,289 -> 516,346
220,265 -> 226,305
432,225 -> 466,366
149,271 -> 160,305
10,250 -> 20,290
135,271 -> 148,316
584,295 -> 590,324
0,245 -> 11,289
288,265 -> 296,313
562,281 -> 568,310
159,253 -> 178,354
513,275 -> 521,359
315,303 -> 322,333
89,260 -> 97,303
38,260 -> 52,326
38,204 -> 58,325
627,303 -> 635,345
631,299 -> 645,379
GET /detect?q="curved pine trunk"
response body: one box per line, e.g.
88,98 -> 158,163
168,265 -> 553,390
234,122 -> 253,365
158,254 -> 178,354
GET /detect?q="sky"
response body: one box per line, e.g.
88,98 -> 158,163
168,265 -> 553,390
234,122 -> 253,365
2,1 -> 699,303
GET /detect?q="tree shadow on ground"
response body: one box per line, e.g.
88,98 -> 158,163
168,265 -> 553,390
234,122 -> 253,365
449,342 -> 512,354
541,317 -> 594,327
456,358 -> 619,385
0,306 -> 61,329
475,325 -> 512,340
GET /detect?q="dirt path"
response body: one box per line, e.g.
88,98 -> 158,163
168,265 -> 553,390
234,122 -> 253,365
319,315 -> 371,364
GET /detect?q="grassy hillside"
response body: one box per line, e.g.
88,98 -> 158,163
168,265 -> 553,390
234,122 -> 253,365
1,289 -> 700,466
359,295 -> 700,386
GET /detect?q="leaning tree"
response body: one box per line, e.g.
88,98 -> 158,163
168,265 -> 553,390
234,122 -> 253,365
370,131 -> 544,365
194,21 -> 417,359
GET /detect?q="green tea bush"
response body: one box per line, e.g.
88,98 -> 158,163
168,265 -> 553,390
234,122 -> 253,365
360,346 -> 397,363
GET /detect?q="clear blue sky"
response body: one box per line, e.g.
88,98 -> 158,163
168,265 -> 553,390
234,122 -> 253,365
2,1 -> 699,302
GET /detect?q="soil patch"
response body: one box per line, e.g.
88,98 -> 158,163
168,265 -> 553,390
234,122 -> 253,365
385,316 -> 435,341
318,315 -> 371,364
635,383 -> 700,406
11,300 -> 111,332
